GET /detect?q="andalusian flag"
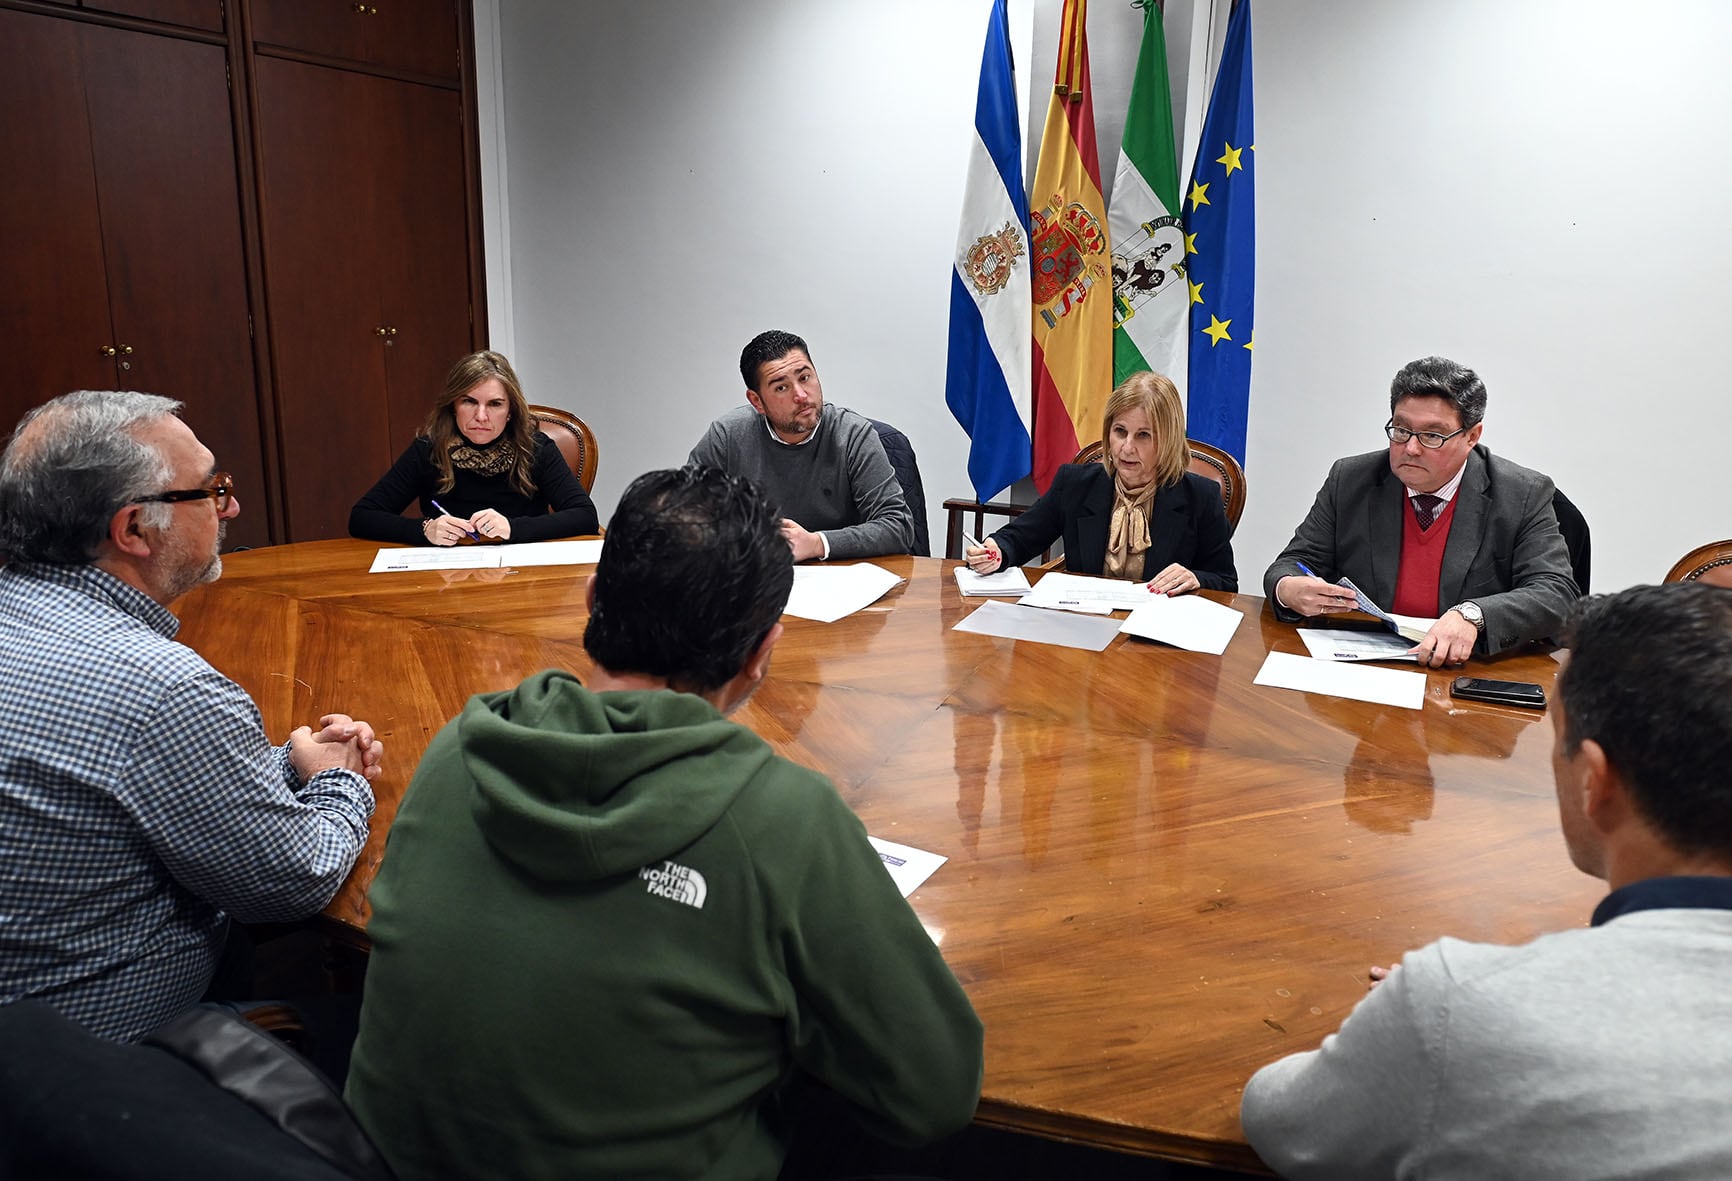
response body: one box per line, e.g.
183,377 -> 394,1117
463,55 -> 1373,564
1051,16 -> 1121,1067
1029,0 -> 1111,492
1185,0 -> 1255,463
1109,0 -> 1186,388
945,0 -> 1032,503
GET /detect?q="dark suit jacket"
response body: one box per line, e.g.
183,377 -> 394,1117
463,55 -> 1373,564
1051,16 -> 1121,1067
991,464 -> 1238,591
1262,445 -> 1578,655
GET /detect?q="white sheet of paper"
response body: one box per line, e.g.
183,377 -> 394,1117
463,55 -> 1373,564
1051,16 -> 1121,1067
953,565 -> 1033,597
1253,650 -> 1426,710
1296,627 -> 1418,663
1018,570 -> 1151,613
867,836 -> 947,897
782,563 -> 904,623
952,598 -> 1124,651
1118,594 -> 1243,655
499,538 -> 605,567
369,546 -> 503,573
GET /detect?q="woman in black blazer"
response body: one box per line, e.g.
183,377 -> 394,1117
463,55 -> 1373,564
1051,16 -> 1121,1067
965,371 -> 1237,592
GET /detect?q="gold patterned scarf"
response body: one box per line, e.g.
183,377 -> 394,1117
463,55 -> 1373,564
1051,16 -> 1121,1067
449,438 -> 517,477
1104,474 -> 1159,579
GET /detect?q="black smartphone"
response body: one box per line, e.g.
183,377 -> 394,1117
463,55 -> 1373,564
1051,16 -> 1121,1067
1450,676 -> 1547,709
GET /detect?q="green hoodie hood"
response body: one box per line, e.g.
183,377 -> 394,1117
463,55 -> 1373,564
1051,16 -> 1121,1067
459,670 -> 774,883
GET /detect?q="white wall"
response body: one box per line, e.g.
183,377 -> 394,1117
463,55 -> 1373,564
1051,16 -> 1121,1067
489,0 -> 1731,592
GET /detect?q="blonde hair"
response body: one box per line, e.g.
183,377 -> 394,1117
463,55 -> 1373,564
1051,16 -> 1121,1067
422,350 -> 538,496
1099,370 -> 1188,489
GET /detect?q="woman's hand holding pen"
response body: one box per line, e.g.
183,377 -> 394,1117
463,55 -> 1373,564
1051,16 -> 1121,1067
423,514 -> 478,546
471,508 -> 511,540
963,535 -> 1002,574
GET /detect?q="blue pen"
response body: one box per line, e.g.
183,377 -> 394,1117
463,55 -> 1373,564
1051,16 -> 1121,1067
429,498 -> 482,541
1296,562 -> 1317,578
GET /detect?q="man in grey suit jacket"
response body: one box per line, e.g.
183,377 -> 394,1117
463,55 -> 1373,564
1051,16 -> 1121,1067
1264,356 -> 1577,665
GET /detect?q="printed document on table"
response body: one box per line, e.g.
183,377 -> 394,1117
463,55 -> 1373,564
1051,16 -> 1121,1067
954,565 -> 1033,597
1119,594 -> 1243,655
500,538 -> 606,567
782,563 -> 904,623
1336,575 -> 1437,642
1018,570 -> 1151,613
1253,651 -> 1425,710
1296,627 -> 1417,663
370,546 -> 504,573
868,836 -> 946,897
952,599 -> 1123,651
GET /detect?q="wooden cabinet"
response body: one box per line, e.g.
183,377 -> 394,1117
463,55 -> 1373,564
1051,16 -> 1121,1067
0,7 -> 271,549
81,0 -> 224,32
250,0 -> 460,80
254,50 -> 477,540
0,0 -> 482,547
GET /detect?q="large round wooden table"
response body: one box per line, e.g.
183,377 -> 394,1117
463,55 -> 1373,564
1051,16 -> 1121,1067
177,540 -> 1598,1173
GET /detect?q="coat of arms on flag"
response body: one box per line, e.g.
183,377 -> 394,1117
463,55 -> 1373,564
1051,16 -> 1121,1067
1030,197 -> 1107,329
963,222 -> 1025,298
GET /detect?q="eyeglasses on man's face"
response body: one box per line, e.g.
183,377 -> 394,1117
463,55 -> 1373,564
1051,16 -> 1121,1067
1385,421 -> 1469,450
136,471 -> 234,513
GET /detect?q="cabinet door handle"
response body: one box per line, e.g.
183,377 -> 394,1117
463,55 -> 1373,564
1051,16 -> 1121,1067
119,344 -> 134,355
385,326 -> 397,336
100,345 -> 118,357
375,326 -> 388,336
353,3 -> 379,13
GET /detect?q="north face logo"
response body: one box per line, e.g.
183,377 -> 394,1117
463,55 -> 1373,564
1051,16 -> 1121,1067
640,861 -> 707,909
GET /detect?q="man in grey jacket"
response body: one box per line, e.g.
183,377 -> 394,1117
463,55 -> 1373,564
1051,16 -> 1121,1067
1241,582 -> 1732,1179
1264,356 -> 1577,666
688,330 -> 914,561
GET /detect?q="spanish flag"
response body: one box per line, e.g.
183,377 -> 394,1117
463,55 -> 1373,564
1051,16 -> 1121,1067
1029,0 -> 1111,492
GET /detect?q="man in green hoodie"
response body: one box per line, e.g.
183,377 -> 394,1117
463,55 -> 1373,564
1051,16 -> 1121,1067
346,465 -> 984,1180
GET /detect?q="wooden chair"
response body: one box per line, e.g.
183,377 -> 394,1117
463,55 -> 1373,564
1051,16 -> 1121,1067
1665,540 -> 1732,588
528,405 -> 599,492
942,438 -> 1247,560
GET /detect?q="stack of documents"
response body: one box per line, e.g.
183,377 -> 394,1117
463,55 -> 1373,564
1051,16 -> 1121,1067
782,563 -> 905,623
1296,628 -> 1416,663
1016,570 -> 1152,614
953,566 -> 1033,597
369,538 -> 605,573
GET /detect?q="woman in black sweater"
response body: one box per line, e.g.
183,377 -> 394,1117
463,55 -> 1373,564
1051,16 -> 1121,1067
964,370 -> 1237,592
349,351 -> 599,545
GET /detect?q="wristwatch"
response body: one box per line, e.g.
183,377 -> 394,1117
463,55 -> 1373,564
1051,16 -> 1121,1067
1450,601 -> 1485,633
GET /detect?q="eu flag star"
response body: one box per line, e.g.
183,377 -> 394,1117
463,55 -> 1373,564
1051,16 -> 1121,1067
1202,315 -> 1233,346
1184,231 -> 1198,255
1216,143 -> 1244,177
1187,180 -> 1210,211
1189,279 -> 1204,305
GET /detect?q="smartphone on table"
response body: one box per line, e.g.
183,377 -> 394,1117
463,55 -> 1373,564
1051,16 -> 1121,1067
1450,677 -> 1547,710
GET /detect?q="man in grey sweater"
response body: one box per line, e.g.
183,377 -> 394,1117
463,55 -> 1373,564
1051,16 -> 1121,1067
688,330 -> 914,561
1240,581 -> 1732,1179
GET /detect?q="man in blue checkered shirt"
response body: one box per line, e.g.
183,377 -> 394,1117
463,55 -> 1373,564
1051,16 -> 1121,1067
0,391 -> 382,1042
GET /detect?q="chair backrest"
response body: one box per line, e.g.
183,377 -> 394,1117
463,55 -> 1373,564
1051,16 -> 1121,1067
1072,438 -> 1246,531
528,405 -> 599,492
1665,539 -> 1732,587
867,417 -> 929,557
1551,487 -> 1591,594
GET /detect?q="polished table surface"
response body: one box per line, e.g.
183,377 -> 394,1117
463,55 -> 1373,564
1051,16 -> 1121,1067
177,541 -> 1600,1172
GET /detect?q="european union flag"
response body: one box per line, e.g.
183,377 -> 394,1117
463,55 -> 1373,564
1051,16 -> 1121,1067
1185,0 -> 1254,465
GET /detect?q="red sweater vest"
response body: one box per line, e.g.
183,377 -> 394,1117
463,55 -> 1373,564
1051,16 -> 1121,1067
1392,497 -> 1458,618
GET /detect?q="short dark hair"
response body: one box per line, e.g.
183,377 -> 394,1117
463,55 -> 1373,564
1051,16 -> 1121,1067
0,390 -> 181,565
1389,356 -> 1487,428
584,466 -> 793,692
739,330 -> 811,392
1558,582 -> 1732,861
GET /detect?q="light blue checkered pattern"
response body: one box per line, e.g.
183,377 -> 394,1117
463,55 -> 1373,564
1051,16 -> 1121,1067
0,562 -> 374,1041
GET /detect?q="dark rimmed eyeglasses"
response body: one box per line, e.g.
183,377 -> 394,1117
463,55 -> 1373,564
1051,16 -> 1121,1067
1385,421 -> 1469,450
136,472 -> 234,513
